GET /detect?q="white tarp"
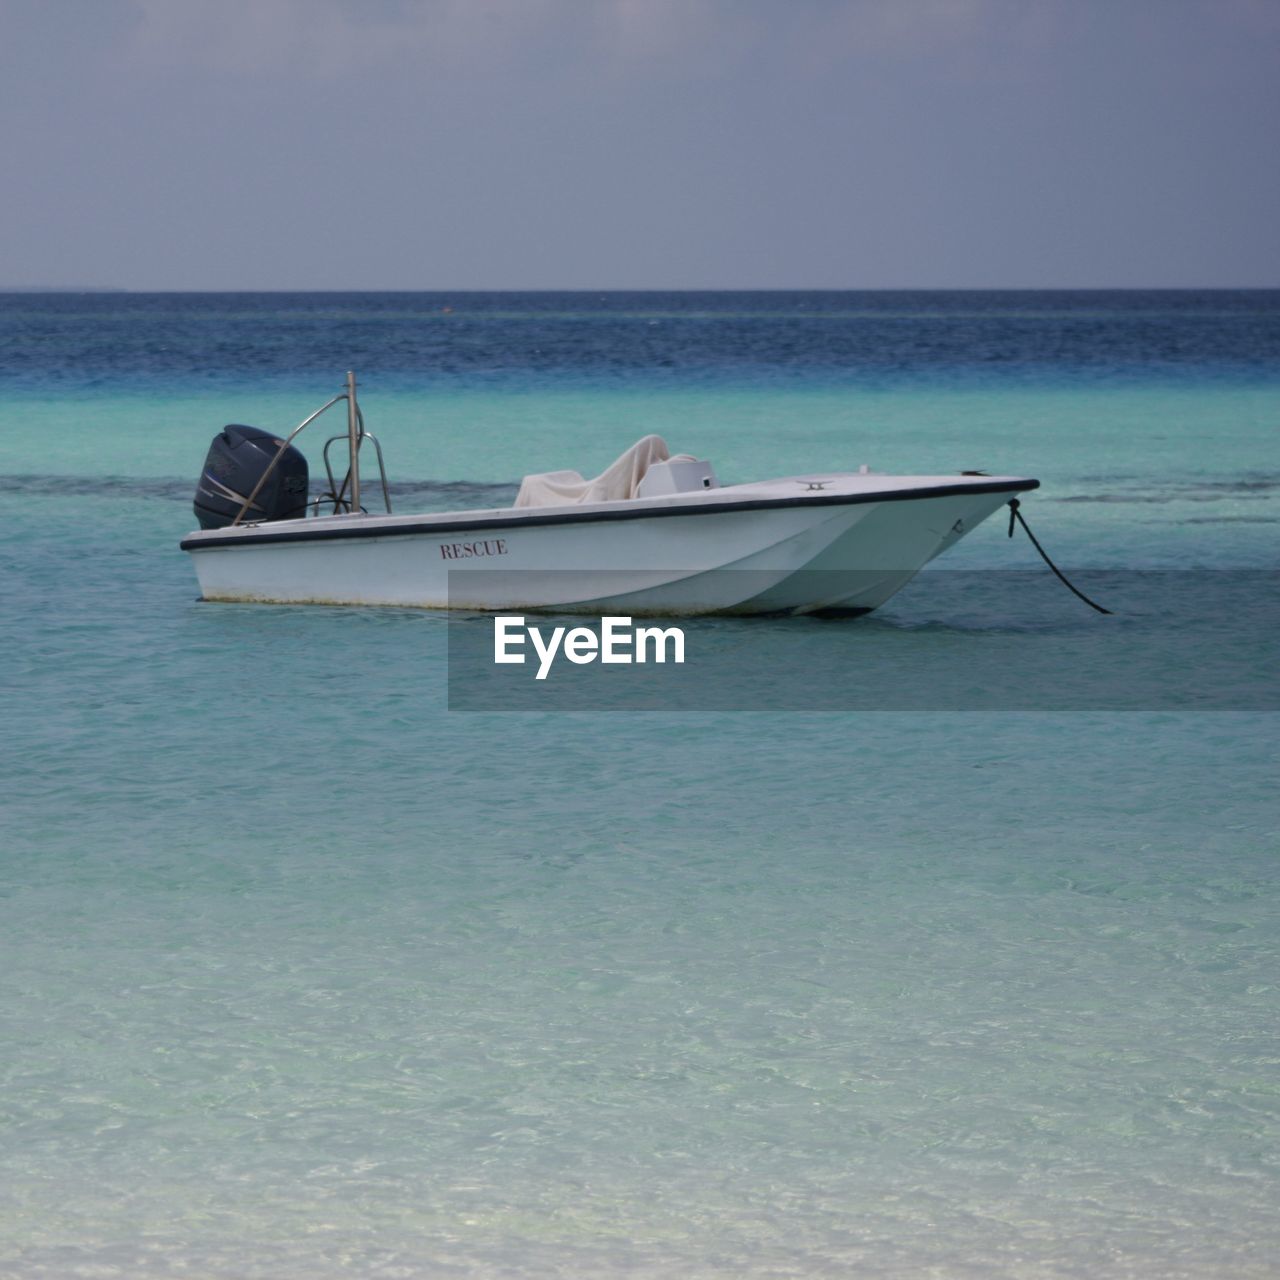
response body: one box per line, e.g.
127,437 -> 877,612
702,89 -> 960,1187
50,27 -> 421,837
515,434 -> 671,508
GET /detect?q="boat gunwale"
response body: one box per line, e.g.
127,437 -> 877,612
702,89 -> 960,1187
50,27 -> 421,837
180,477 -> 1039,551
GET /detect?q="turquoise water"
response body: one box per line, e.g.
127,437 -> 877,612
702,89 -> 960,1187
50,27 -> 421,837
2,293 -> 1278,1277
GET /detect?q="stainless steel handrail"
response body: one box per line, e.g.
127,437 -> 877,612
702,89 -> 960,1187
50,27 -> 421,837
230,392 -> 347,526
322,421 -> 392,516
229,371 -> 390,526
345,370 -> 360,516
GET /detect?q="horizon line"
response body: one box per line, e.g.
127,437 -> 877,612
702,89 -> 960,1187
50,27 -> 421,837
4,284 -> 1280,295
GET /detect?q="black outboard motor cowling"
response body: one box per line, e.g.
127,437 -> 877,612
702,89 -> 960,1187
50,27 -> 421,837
194,424 -> 309,530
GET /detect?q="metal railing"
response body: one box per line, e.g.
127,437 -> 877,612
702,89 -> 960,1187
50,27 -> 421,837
230,371 -> 392,526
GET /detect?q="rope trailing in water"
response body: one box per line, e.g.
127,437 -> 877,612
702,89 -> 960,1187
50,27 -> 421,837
1007,499 -> 1112,615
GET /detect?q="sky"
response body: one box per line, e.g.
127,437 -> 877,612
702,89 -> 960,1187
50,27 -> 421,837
2,0 -> 1277,290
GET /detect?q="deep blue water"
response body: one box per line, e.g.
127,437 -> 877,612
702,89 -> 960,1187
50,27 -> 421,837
1,292 -> 1277,1278
4,290 -> 1279,390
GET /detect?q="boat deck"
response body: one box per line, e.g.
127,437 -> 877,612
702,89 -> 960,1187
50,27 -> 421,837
181,473 -> 1039,550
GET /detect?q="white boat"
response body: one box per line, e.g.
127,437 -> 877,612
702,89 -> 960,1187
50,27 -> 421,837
180,373 -> 1039,616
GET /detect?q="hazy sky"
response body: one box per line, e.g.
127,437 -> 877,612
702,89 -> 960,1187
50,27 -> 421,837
3,0 -> 1277,289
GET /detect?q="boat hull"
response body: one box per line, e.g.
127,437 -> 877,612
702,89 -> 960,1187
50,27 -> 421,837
182,478 -> 1036,616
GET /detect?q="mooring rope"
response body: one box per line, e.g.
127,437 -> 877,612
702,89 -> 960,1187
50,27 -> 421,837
1007,498 -> 1113,615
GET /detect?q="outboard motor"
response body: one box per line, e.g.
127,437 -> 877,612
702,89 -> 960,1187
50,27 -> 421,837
193,424 -> 309,530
